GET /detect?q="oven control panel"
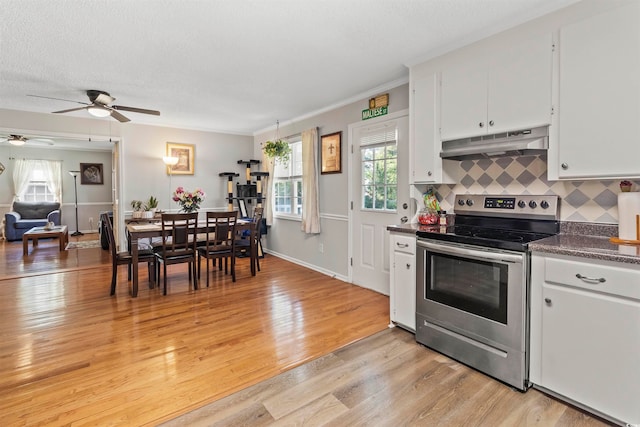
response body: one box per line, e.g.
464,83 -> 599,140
484,197 -> 515,209
454,194 -> 560,220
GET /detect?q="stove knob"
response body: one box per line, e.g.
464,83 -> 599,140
540,200 -> 549,209
458,199 -> 465,206
466,199 -> 474,206
517,200 -> 526,208
529,200 -> 537,209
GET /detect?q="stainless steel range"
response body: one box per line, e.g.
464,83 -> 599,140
415,194 -> 560,391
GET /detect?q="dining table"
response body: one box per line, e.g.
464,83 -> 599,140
126,218 -> 255,297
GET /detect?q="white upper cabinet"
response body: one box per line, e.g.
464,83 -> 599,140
410,71 -> 457,184
550,1 -> 640,180
440,33 -> 553,142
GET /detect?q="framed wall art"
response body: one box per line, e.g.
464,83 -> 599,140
320,131 -> 342,174
80,163 -> 104,185
166,142 -> 195,175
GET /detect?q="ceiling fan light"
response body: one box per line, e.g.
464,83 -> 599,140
8,136 -> 26,146
87,106 -> 110,118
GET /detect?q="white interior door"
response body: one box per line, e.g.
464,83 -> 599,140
349,111 -> 409,295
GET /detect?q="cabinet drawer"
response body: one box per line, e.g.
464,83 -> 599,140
391,234 -> 415,255
545,257 -> 640,300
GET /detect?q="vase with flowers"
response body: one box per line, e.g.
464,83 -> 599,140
620,180 -> 633,192
172,187 -> 205,213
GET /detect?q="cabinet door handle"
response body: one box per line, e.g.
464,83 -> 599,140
576,273 -> 606,283
479,122 -> 485,128
544,298 -> 552,305
396,242 -> 409,248
400,216 -> 408,224
561,163 -> 569,170
489,120 -> 494,126
406,263 -> 411,269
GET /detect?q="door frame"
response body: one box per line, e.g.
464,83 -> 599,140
347,108 -> 409,284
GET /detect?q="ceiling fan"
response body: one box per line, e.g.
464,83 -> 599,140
28,89 -> 161,123
0,134 -> 54,146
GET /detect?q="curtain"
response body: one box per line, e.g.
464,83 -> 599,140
11,159 -> 63,208
11,160 -> 35,207
41,160 -> 62,202
262,150 -> 275,226
301,127 -> 320,234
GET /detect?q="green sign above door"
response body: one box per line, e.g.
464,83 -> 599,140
362,106 -> 388,120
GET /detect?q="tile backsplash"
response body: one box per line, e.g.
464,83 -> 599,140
427,155 -> 637,224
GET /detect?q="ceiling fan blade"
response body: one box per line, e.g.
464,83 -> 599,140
111,105 -> 161,116
27,94 -> 90,106
52,106 -> 89,114
30,138 -> 55,145
109,109 -> 131,123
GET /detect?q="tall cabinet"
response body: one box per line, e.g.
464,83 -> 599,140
410,71 -> 457,184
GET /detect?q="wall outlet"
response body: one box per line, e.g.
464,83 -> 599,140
318,243 -> 324,253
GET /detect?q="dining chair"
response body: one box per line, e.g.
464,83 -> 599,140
154,212 -> 199,295
197,210 -> 238,286
235,206 -> 263,275
101,212 -> 156,296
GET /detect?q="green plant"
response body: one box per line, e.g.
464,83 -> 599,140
130,200 -> 143,212
263,139 -> 291,164
145,196 -> 159,210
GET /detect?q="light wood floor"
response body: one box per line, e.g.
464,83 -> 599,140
0,233 -> 611,426
162,327 -> 612,427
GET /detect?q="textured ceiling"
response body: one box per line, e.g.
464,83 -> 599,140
0,0 -> 579,135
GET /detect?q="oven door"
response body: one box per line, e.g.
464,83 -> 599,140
416,239 -> 526,352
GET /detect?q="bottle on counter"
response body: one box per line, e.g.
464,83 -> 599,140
438,210 -> 447,226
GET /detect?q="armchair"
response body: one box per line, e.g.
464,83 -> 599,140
5,201 -> 61,241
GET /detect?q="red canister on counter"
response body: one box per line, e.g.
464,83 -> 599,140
418,209 -> 438,225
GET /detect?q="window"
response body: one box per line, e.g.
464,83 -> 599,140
360,125 -> 397,211
22,168 -> 56,202
273,139 -> 303,218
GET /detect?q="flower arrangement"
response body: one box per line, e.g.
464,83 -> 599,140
263,139 -> 291,164
172,187 -> 205,213
620,180 -> 633,192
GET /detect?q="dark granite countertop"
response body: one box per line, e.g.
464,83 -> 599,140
388,221 -> 640,265
529,234 -> 640,265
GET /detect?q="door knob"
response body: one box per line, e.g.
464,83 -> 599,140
402,203 -> 408,209
400,216 -> 408,223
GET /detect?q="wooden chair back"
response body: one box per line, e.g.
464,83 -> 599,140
204,211 -> 238,250
158,212 -> 199,257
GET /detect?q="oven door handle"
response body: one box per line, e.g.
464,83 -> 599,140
417,240 -> 523,264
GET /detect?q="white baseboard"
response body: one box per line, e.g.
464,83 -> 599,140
264,249 -> 349,283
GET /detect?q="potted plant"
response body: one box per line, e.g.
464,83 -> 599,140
263,139 -> 291,164
620,180 -> 633,192
131,200 -> 143,218
144,196 -> 159,218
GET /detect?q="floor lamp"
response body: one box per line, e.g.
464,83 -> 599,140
68,170 -> 83,236
163,156 -> 179,211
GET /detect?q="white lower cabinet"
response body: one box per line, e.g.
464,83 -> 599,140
389,232 -> 416,332
530,253 -> 640,426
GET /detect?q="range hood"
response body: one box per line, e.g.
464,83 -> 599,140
440,126 -> 549,161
